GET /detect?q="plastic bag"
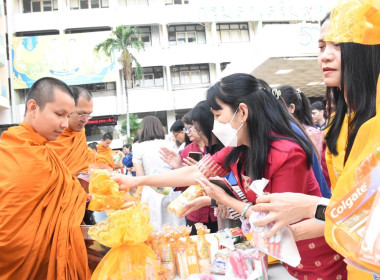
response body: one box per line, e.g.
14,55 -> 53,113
88,169 -> 136,211
248,178 -> 301,268
89,203 -> 158,279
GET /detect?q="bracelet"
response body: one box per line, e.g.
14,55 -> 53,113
210,198 -> 218,208
241,202 -> 253,219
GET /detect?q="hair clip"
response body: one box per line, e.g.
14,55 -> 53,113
272,88 -> 281,99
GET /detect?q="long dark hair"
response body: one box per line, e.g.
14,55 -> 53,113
138,116 -> 165,142
325,43 -> 380,162
206,73 -> 313,179
191,100 -> 224,154
279,86 -> 313,126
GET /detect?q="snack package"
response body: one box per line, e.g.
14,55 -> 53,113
88,202 -> 158,279
225,249 -> 268,280
248,178 -> 301,268
211,248 -> 229,275
161,225 -> 176,280
195,223 -> 212,274
88,169 -> 137,211
168,185 -> 205,216
325,148 -> 380,274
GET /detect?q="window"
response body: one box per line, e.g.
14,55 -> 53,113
132,67 -> 164,88
70,0 -> 108,10
168,24 -> 206,45
131,26 -> 152,47
22,0 -> 58,13
217,23 -> 250,43
78,82 -> 116,92
220,62 -> 230,71
165,0 -> 189,5
171,64 -> 210,86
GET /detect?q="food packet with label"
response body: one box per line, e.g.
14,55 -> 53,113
168,185 -> 205,216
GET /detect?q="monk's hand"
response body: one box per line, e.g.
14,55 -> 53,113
196,178 -> 228,205
178,196 -> 211,218
252,192 -> 320,239
111,174 -> 137,191
159,147 -> 182,169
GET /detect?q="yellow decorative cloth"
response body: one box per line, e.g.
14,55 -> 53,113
325,0 -> 380,44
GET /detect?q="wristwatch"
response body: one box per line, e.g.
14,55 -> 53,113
314,197 -> 330,223
210,198 -> 218,208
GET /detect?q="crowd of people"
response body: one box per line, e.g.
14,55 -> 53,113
0,0 -> 379,279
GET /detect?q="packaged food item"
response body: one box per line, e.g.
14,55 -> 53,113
225,249 -> 268,280
168,185 -> 205,216
88,202 -> 158,279
87,169 -> 136,211
195,223 -> 212,274
211,248 -> 229,275
161,225 -> 176,280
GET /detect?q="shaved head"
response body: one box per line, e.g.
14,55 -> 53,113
70,86 -> 93,105
25,77 -> 73,113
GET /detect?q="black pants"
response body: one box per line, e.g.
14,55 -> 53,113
186,216 -> 218,236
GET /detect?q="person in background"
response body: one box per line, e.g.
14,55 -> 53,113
0,77 -> 89,279
96,132 -> 115,169
48,86 -> 95,192
122,143 -> 135,176
311,101 -> 327,130
169,119 -> 190,154
133,116 -> 186,229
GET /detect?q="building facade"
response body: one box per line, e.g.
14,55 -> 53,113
2,0 -> 334,147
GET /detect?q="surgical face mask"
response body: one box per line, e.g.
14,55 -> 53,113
212,108 -> 245,147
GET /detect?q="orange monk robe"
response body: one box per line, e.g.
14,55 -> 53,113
49,127 -> 96,175
96,144 -> 114,169
0,122 -> 90,280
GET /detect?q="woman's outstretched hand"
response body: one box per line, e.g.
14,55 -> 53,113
111,174 -> 138,191
159,147 -> 182,169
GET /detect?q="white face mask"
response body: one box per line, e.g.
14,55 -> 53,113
212,108 -> 245,147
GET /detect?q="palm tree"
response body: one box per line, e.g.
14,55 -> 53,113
94,25 -> 144,137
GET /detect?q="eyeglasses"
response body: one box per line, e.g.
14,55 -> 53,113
183,126 -> 193,133
173,131 -> 181,138
77,113 -> 93,120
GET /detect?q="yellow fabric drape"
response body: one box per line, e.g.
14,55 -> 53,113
49,127 -> 96,174
96,144 -> 114,169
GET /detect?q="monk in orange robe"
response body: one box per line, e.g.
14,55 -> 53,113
0,77 -> 90,280
96,132 -> 115,169
49,86 -> 95,175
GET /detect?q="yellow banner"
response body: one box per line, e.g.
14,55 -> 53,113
12,31 -> 116,89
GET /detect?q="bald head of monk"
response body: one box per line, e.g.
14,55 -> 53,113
68,86 -> 93,132
24,77 -> 75,141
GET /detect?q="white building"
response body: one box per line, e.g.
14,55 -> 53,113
1,0 -> 335,147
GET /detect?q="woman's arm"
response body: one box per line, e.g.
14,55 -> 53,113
290,218 -> 325,241
112,165 -> 205,190
134,163 -> 145,177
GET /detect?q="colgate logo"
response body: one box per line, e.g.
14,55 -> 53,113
330,184 -> 367,219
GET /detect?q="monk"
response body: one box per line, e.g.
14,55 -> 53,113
0,77 -> 90,279
49,86 -> 95,175
96,132 -> 115,169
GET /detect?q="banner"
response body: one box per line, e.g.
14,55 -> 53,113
12,31 -> 116,89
